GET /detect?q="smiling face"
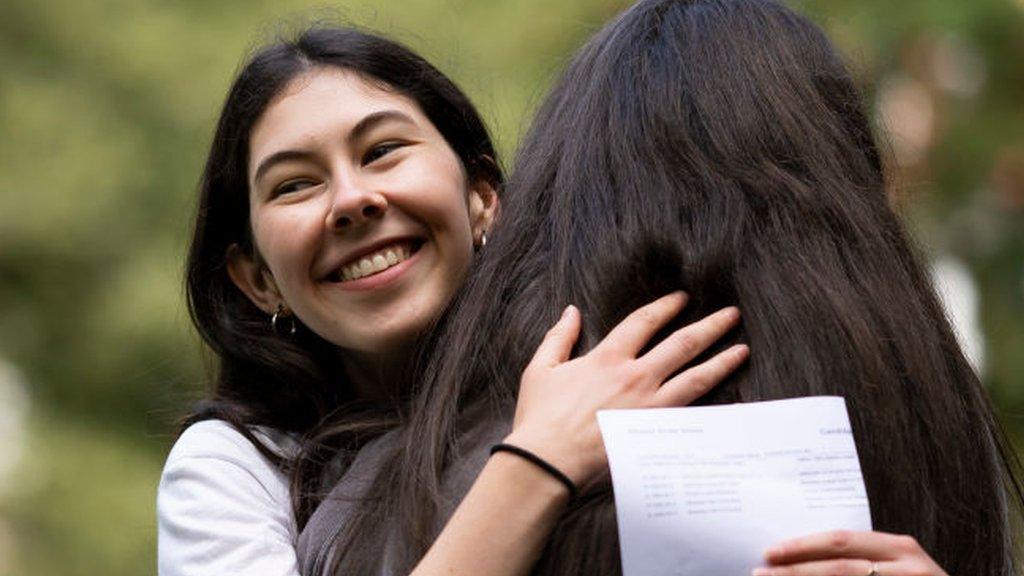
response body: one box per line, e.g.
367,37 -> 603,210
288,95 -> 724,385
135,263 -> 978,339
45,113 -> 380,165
228,68 -> 496,363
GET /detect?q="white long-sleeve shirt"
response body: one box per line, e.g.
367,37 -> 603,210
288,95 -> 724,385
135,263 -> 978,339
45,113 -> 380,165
157,420 -> 299,576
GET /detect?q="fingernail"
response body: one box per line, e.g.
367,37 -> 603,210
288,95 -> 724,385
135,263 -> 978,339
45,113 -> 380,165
751,569 -> 772,576
562,305 -> 575,318
732,344 -> 749,358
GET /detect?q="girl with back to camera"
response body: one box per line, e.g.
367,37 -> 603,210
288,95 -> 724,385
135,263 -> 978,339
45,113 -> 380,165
157,26 -> 747,576
298,1 -> 1024,575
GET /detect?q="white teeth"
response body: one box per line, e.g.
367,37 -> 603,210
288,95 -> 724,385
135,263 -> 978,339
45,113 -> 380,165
359,259 -> 373,276
339,243 -> 412,281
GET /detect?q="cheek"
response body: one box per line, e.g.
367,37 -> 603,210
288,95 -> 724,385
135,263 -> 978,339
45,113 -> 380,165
426,178 -> 476,237
251,207 -> 319,279
431,200 -> 476,265
436,217 -> 476,295
405,151 -> 475,235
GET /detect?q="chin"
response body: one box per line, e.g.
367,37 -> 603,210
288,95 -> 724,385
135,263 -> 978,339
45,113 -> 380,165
347,323 -> 428,359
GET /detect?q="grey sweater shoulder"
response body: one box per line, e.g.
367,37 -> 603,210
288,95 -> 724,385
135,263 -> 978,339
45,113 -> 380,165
296,412 -> 509,575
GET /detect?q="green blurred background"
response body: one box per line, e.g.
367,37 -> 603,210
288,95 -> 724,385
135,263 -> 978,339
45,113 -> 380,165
1,0 -> 1022,573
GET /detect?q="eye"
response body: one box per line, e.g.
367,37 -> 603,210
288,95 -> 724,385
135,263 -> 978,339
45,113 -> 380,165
362,141 -> 404,166
273,179 -> 318,196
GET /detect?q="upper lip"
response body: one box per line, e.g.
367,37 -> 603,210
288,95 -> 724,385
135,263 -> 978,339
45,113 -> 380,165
319,236 -> 420,281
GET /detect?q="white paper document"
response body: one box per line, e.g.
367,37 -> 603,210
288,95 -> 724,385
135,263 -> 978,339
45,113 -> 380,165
597,396 -> 872,576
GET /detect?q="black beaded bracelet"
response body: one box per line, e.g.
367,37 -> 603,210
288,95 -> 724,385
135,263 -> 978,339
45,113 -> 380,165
489,443 -> 578,500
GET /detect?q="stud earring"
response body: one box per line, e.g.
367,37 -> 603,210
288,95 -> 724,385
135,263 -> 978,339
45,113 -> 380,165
270,304 -> 296,337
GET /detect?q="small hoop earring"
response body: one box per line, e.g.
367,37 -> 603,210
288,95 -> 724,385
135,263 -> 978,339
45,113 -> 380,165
271,304 -> 296,337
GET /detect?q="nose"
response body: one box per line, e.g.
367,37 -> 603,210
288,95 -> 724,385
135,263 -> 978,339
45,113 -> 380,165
326,181 -> 388,230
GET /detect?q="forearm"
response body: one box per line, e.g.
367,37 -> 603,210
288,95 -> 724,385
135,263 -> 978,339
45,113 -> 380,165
411,452 -> 569,576
410,296 -> 744,575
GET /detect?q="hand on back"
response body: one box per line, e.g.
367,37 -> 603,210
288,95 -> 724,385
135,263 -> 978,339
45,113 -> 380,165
505,291 -> 748,488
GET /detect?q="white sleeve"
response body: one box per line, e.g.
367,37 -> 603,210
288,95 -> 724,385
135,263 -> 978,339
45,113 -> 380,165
157,421 -> 300,576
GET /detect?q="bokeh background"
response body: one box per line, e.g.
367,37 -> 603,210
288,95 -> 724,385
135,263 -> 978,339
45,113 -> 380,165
1,0 -> 1022,573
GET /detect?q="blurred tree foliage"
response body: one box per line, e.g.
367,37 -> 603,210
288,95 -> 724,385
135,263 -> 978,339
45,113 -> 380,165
0,0 -> 1021,574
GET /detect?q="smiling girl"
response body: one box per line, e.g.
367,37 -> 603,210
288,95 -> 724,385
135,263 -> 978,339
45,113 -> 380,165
156,27 -> 748,576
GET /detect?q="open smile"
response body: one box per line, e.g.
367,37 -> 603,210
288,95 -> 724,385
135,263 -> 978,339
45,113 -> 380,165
325,239 -> 424,286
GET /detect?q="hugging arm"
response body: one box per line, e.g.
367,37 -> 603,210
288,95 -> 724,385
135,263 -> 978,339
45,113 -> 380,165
409,293 -> 747,575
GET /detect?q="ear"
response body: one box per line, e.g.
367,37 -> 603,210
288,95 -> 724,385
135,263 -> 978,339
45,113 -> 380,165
467,177 -> 499,246
226,243 -> 283,315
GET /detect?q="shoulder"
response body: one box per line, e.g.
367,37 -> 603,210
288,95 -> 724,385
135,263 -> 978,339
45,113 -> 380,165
296,429 -> 400,576
165,419 -> 298,465
157,420 -> 300,576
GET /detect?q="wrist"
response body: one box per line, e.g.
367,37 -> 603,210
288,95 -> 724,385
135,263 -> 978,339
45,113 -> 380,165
486,447 -> 574,505
490,443 -> 578,499
500,430 -> 591,488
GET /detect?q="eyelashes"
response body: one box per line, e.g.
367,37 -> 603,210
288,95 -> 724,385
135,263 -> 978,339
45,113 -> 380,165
361,141 -> 404,165
273,179 -> 319,196
268,141 -> 408,197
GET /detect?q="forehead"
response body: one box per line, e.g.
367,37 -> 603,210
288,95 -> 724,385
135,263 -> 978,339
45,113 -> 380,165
248,68 -> 429,163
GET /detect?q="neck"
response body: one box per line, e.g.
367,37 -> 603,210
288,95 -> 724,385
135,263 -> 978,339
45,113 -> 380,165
340,348 -> 406,405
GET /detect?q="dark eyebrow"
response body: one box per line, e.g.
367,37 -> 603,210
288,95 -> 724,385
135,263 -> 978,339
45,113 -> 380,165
252,150 -> 317,186
346,109 -> 418,145
251,110 -> 418,186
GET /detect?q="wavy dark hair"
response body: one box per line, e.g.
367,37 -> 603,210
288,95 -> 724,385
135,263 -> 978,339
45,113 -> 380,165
181,25 -> 502,510
314,1 -> 1023,574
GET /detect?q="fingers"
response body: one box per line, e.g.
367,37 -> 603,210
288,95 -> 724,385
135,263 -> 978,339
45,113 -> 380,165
758,532 -> 947,576
595,292 -> 689,357
765,531 -> 911,564
654,344 -> 748,406
640,306 -> 742,381
528,305 -> 582,368
752,558 -> 878,576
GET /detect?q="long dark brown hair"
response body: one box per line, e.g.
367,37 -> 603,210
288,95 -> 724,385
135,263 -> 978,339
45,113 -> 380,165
313,1 -> 1023,574
182,25 -> 502,513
